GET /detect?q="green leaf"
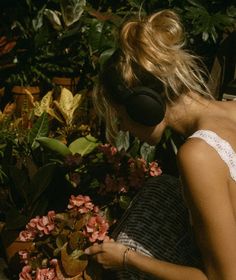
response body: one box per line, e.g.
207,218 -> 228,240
29,195 -> 49,219
37,137 -> 72,157
29,163 -> 56,205
69,135 -> 99,156
9,166 -> 30,204
115,131 -> 130,151
28,112 -> 49,149
187,0 -> 204,9
60,0 -> 86,26
140,143 -> 156,163
99,48 -> 116,69
32,5 -> 46,31
119,195 -> 131,210
128,137 -> 140,158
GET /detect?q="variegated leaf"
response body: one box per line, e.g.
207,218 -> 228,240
60,88 -> 74,113
44,9 -> 62,31
47,107 -> 65,123
34,91 -> 53,116
53,100 -> 69,124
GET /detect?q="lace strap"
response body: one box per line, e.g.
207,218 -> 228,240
189,130 -> 236,182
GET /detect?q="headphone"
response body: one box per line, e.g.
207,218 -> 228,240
115,83 -> 166,127
102,51 -> 166,127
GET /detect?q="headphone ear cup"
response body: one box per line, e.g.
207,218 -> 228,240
124,87 -> 166,126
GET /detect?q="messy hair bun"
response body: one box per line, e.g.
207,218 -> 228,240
119,9 -> 211,101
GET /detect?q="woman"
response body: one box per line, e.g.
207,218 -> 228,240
85,9 -> 236,280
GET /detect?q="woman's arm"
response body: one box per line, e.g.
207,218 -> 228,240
85,241 -> 207,280
177,138 -> 236,279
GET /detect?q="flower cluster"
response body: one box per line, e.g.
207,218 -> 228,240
66,143 -> 162,194
18,194 -> 109,279
63,143 -> 162,222
19,211 -> 56,242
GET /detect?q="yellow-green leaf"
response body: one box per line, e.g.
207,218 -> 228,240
69,135 -> 99,156
34,91 -> 53,116
37,137 -> 72,157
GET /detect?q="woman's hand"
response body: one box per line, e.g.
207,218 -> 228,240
84,239 -> 128,269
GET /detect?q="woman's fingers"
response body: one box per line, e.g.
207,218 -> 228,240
103,236 -> 115,242
84,244 -> 103,255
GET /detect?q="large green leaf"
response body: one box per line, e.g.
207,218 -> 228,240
37,137 -> 72,157
29,194 -> 50,218
69,135 -> 99,156
29,163 -> 56,205
28,112 -> 49,150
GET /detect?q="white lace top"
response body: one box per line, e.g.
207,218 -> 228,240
189,130 -> 236,182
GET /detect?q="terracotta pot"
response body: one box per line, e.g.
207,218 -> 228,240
11,85 -> 40,116
52,77 -> 80,93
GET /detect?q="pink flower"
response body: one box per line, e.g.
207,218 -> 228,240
99,144 -> 117,160
19,265 -> 32,280
19,230 -> 37,242
47,211 -> 56,223
149,161 -> 162,176
35,268 -> 57,280
68,195 -> 94,213
26,211 -> 56,237
36,212 -> 55,235
27,216 -> 41,230
84,215 -> 109,243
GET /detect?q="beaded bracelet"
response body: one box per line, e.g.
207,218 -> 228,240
123,247 -> 131,268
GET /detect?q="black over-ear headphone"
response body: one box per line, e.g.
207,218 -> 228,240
101,51 -> 166,127
115,83 -> 166,126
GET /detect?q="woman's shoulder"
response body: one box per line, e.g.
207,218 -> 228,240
177,133 -> 229,175
177,135 -> 211,163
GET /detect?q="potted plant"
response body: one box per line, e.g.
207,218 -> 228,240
18,194 -> 109,279
3,0 -> 54,115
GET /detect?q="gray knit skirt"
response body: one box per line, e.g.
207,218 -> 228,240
112,174 -> 203,280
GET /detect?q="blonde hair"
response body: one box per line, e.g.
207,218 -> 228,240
93,9 -> 212,141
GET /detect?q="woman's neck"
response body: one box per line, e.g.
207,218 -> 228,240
165,92 -> 213,137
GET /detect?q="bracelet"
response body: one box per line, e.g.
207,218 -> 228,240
123,247 -> 131,269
